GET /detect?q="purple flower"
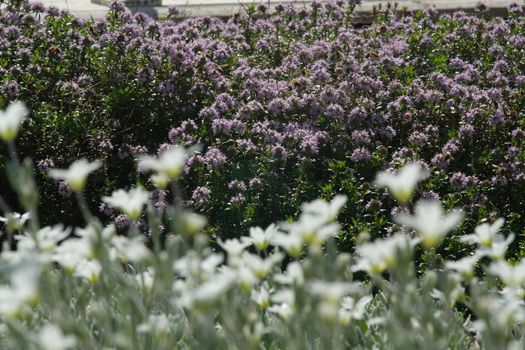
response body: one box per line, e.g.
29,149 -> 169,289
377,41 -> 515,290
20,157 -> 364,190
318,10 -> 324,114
109,0 -> 126,12
408,131 -> 429,147
58,181 -> 72,197
99,202 -> 115,216
350,148 -> 371,162
249,177 -> 263,188
228,180 -> 247,192
37,158 -> 55,173
115,214 -> 131,230
203,148 -> 227,171
230,193 -> 246,205
191,186 -> 211,207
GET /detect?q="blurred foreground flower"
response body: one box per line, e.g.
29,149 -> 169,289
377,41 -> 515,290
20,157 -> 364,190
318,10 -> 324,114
0,101 -> 29,142
374,162 -> 428,202
38,324 -> 77,350
395,200 -> 463,249
49,159 -> 101,192
0,212 -> 30,233
0,262 -> 40,317
461,218 -> 505,247
102,188 -> 149,220
139,145 -> 189,181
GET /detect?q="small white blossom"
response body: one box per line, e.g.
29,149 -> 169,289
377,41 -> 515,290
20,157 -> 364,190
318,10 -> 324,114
242,224 -> 280,251
110,235 -> 150,263
353,233 -> 414,275
274,261 -> 304,286
49,159 -> 101,192
74,259 -> 101,283
242,251 -> 284,279
135,268 -> 155,291
0,262 -> 41,316
0,212 -> 30,232
103,188 -> 149,220
477,233 -> 515,260
38,324 -> 77,350
461,218 -> 505,247
445,255 -> 479,280
136,314 -> 171,335
395,200 -> 463,249
16,225 -> 71,253
374,162 -> 428,202
0,101 -> 29,142
251,284 -> 271,309
53,237 -> 93,270
138,145 -> 188,180
218,238 -> 251,261
338,295 -> 372,325
268,303 -> 293,320
176,211 -> 207,235
488,260 -> 525,287
270,231 -> 303,257
300,195 -> 347,224
181,273 -> 235,309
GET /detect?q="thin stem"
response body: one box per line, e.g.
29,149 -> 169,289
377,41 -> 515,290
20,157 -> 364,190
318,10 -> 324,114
7,141 -> 19,165
76,191 -> 94,225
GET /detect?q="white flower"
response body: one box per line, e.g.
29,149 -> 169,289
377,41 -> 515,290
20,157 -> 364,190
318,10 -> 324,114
138,145 -> 188,180
338,295 -> 372,325
374,162 -> 428,202
242,251 -> 284,279
300,195 -> 347,224
0,262 -> 41,316
220,265 -> 257,292
274,261 -> 304,286
430,273 -> 465,308
181,273 -> 235,309
103,188 -> 149,220
267,303 -> 293,320
135,268 -> 155,291
76,223 -> 115,241
310,280 -> 359,304
251,284 -> 271,309
0,212 -> 30,232
488,260 -> 525,287
445,255 -> 479,280
136,314 -> 171,335
461,218 -> 505,247
471,294 -> 525,331
395,200 -> 463,249
38,324 -> 77,350
270,231 -> 303,257
16,225 -> 71,253
0,101 -> 29,142
353,233 -> 414,275
477,233 -> 514,260
49,159 -> 101,192
176,211 -> 207,235
110,236 -> 150,263
282,215 -> 340,249
218,238 -> 251,260
74,259 -> 101,283
53,237 -> 93,270
242,224 -> 280,251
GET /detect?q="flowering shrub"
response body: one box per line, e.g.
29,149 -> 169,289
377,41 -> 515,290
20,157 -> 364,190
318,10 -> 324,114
1,2 -> 525,257
1,102 -> 525,348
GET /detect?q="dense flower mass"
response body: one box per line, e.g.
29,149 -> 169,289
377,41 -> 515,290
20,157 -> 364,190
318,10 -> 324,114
1,1 -> 525,257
